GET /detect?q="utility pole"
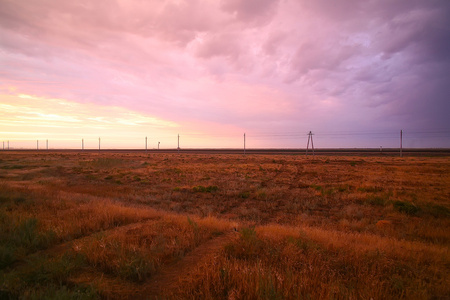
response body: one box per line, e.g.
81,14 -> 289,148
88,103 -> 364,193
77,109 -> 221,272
306,131 -> 315,157
400,130 -> 403,157
2,141 -> 4,150
145,136 -> 148,153
37,140 -> 39,150
244,133 -> 246,155
8,141 -> 9,150
99,137 -> 101,151
158,142 -> 160,150
46,139 -> 48,150
82,139 -> 84,151
177,134 -> 180,153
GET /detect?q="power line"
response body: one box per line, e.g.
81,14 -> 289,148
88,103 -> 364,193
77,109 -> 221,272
2,129 -> 449,150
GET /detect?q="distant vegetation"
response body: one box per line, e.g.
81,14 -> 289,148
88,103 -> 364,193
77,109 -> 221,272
0,151 -> 449,298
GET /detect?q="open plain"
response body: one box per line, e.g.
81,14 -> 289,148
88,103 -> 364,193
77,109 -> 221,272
0,151 -> 449,299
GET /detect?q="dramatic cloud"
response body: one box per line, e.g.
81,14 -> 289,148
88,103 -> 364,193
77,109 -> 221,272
1,0 -> 449,148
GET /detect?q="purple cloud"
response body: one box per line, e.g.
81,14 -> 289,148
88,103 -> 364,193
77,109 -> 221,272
0,0 -> 449,148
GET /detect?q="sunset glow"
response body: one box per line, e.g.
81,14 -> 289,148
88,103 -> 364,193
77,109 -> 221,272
1,0 -> 449,149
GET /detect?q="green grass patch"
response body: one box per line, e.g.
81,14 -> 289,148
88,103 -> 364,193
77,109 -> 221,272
22,253 -> 87,285
87,158 -> 126,169
118,250 -> 157,282
421,203 -> 450,218
192,185 -> 218,193
238,191 -> 250,199
336,184 -> 352,192
286,236 -> 322,252
366,196 -> 388,206
0,252 -> 98,299
393,201 -> 420,215
358,186 -> 384,193
310,185 -> 335,196
0,165 -> 26,170
26,285 -> 98,300
0,217 -> 56,269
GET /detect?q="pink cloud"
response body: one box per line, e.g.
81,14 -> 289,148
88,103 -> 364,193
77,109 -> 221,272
0,0 -> 449,148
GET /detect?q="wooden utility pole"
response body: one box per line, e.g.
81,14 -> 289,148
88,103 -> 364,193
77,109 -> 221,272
99,137 -> 101,151
46,139 -> 48,150
244,133 -> 246,155
177,134 -> 180,153
145,136 -> 148,153
37,140 -> 39,150
82,139 -> 84,151
400,130 -> 403,157
8,141 -> 9,150
306,131 -> 315,157
158,142 -> 160,150
2,141 -> 4,150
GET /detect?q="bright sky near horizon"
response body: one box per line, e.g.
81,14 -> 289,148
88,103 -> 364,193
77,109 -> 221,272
1,0 -> 449,149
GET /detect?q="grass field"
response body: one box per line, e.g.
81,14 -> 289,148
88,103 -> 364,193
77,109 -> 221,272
0,151 -> 449,299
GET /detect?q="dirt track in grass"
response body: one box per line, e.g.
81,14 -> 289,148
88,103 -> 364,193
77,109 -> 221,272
133,231 -> 238,299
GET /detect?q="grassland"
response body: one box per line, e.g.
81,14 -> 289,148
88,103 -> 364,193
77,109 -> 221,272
0,151 -> 449,299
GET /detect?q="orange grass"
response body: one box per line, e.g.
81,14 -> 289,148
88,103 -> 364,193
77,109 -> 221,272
0,151 -> 449,298
171,225 -> 449,299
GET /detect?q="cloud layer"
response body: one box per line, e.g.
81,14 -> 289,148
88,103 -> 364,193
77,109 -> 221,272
1,0 -> 449,147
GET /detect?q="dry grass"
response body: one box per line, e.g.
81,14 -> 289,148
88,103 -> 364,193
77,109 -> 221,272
172,225 -> 449,299
0,151 -> 449,298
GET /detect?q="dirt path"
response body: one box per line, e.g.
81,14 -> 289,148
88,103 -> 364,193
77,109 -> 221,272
3,218 -> 159,275
132,231 -> 238,299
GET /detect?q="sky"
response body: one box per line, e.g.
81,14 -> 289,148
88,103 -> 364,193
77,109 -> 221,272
1,0 -> 449,149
